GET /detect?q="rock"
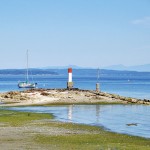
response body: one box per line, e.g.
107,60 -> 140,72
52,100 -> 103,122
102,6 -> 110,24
119,96 -> 126,101
68,96 -> 72,98
40,92 -> 49,96
7,91 -> 20,96
126,123 -> 138,126
143,99 -> 150,102
143,101 -> 150,105
20,96 -> 27,100
85,94 -> 92,97
131,99 -> 138,103
4,95 -> 10,98
94,96 -> 100,99
125,98 -> 132,102
99,93 -> 105,96
138,100 -> 144,104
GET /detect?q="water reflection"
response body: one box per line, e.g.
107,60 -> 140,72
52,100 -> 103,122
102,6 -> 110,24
68,105 -> 73,121
96,105 -> 100,123
8,104 -> 150,138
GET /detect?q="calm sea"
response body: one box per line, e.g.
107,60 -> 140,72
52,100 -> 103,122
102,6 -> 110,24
1,69 -> 150,138
1,69 -> 150,99
9,105 -> 150,138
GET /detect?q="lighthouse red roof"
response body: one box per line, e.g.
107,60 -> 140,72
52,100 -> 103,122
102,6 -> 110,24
68,68 -> 72,73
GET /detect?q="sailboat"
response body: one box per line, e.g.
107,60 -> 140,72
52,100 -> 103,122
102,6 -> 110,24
18,50 -> 37,88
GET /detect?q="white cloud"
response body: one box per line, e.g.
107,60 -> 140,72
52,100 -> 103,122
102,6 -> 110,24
132,16 -> 150,26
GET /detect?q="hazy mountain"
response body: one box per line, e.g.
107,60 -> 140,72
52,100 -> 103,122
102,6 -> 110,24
103,64 -> 150,72
103,64 -> 126,70
41,65 -> 93,69
40,64 -> 150,72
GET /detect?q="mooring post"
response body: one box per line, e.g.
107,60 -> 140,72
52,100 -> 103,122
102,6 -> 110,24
96,68 -> 100,92
96,83 -> 100,92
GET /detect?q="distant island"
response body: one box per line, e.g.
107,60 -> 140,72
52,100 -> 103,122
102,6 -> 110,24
40,64 -> 150,72
1,64 -> 150,75
102,64 -> 150,72
0,69 -> 58,75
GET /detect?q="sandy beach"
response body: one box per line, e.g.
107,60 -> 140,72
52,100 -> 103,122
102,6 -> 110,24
0,88 -> 150,106
0,89 -> 150,150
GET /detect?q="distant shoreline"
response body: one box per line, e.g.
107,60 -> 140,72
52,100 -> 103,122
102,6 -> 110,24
0,88 -> 150,106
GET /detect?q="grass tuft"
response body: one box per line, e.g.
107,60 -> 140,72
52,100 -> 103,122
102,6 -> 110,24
0,109 -> 53,126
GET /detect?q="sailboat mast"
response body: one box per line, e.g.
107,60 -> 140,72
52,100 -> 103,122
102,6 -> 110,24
97,68 -> 100,83
26,50 -> 29,82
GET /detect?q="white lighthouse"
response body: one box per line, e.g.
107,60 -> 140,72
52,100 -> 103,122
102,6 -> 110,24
67,68 -> 73,89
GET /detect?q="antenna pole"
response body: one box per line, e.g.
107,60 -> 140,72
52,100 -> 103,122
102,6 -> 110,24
96,68 -> 100,92
26,50 -> 29,82
97,68 -> 100,83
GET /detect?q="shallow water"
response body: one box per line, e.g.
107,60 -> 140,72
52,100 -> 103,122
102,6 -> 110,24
8,104 -> 150,138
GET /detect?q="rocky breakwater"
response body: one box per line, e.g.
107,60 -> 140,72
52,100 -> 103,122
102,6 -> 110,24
96,92 -> 150,105
0,91 -> 30,104
0,88 -> 150,106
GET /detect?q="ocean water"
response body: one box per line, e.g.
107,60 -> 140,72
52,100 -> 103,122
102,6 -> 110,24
9,104 -> 150,138
1,69 -> 150,99
1,69 -> 150,138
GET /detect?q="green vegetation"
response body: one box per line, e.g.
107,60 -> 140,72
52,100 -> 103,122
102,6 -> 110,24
0,109 -> 149,150
39,121 -> 104,132
35,134 -> 150,150
35,122 -> 150,150
0,109 -> 53,126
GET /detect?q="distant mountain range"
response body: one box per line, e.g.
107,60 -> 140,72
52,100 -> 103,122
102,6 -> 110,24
102,64 -> 150,72
1,64 -> 150,73
41,64 -> 150,72
41,65 -> 93,69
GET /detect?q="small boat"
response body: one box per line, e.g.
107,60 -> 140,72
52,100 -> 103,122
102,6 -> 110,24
18,82 -> 37,88
18,50 -> 37,88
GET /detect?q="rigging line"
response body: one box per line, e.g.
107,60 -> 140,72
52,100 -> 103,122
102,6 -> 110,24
97,68 -> 100,83
26,49 -> 29,82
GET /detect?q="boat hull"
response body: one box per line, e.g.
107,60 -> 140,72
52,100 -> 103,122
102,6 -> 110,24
18,82 -> 37,88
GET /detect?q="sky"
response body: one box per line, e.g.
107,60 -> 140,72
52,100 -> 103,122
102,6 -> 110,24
0,0 -> 150,69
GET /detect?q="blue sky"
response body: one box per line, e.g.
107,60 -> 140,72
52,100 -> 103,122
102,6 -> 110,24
0,0 -> 150,69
